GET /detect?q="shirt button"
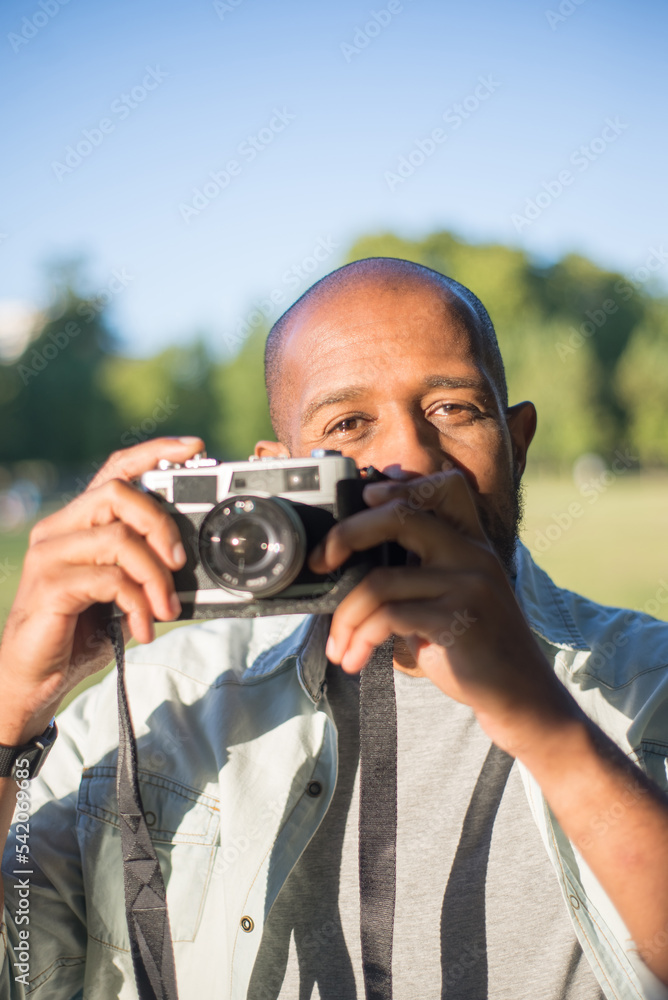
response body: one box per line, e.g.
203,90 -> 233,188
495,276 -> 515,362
307,781 -> 322,797
240,916 -> 254,933
145,811 -> 156,827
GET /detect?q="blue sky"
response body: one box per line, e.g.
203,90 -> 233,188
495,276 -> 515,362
1,0 -> 666,357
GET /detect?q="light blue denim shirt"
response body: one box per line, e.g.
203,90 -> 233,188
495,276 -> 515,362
2,543 -> 668,1000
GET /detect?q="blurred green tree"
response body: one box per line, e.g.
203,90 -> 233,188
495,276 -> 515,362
615,301 -> 668,465
1,284 -> 122,467
213,324 -> 274,460
99,339 -> 223,453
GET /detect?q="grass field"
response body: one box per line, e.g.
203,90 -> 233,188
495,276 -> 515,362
0,472 -> 666,710
519,472 -> 668,617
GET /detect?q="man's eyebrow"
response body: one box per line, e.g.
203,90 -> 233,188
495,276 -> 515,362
422,374 -> 492,394
301,386 -> 367,427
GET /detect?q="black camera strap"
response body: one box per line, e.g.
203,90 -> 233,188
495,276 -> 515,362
111,621 -> 398,1000
358,638 -> 398,1000
111,618 -> 179,1000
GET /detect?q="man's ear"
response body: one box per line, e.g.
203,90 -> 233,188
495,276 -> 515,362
254,440 -> 290,459
505,401 -> 537,478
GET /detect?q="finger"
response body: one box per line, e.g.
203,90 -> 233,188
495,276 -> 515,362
40,523 -> 180,623
363,468 -> 487,543
327,566 -> 454,663
87,436 -> 205,491
309,501 -> 489,575
43,563 -> 156,645
30,479 -> 186,572
337,598 -> 469,674
334,604 -> 408,673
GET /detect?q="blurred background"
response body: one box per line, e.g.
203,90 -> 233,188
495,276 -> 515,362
1,0 -> 667,662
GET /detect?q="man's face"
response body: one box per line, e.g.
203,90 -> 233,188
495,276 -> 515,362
258,276 -> 535,572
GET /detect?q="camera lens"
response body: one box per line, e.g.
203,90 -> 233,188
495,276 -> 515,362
199,495 -> 307,597
221,517 -> 270,571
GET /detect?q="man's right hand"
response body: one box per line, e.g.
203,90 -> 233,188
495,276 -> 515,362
0,436 -> 204,746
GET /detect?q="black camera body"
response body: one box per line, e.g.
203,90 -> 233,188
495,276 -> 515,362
140,450 -> 402,620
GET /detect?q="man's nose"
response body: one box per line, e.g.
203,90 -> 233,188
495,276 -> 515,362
370,415 -> 451,481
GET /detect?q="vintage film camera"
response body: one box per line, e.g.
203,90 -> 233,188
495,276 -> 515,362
139,450 -> 404,620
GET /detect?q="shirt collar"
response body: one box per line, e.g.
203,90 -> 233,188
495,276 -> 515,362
242,613 -> 331,706
295,613 -> 331,704
513,541 -> 590,651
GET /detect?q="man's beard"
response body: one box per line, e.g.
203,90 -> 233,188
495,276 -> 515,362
476,470 -> 525,577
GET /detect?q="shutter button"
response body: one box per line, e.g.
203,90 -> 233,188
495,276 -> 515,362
240,916 -> 254,932
307,781 -> 322,797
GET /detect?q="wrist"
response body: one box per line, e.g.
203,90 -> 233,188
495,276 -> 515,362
0,663 -> 65,746
476,685 -> 590,766
0,712 -> 57,748
0,687 -> 61,747
0,717 -> 57,781
509,710 -> 593,777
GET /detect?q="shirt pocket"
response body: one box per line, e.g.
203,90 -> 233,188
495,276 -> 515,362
77,765 -> 220,949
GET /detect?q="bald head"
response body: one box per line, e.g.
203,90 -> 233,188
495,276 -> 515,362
264,257 -> 507,445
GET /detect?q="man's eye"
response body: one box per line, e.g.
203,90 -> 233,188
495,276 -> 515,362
431,403 -> 479,421
330,417 -> 361,433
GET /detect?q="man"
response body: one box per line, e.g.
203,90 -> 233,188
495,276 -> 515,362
1,257 -> 668,999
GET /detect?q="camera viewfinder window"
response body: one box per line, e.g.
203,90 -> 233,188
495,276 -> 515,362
231,468 -> 320,493
174,475 -> 218,504
283,468 -> 320,492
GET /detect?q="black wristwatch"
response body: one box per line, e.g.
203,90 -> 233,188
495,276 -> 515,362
0,719 -> 58,780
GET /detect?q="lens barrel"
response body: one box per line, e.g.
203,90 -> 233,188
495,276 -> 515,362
199,495 -> 307,597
